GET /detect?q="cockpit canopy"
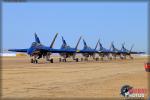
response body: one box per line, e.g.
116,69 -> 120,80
31,42 -> 42,47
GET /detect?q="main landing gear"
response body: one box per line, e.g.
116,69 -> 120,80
47,58 -> 54,63
59,58 -> 79,62
84,58 -> 88,61
46,54 -> 54,63
95,58 -> 99,61
76,58 -> 79,62
31,58 -> 38,64
59,58 -> 67,62
74,58 -> 79,62
129,55 -> 133,59
80,57 -> 88,61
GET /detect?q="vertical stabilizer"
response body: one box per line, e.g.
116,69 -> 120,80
83,39 -> 88,49
130,44 -> 134,52
121,42 -> 125,51
111,41 -> 116,51
34,33 -> 41,44
61,36 -> 67,48
50,33 -> 58,48
75,36 -> 82,49
98,41 -> 103,50
95,39 -> 99,50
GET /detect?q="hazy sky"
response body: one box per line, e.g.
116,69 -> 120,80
2,2 -> 147,52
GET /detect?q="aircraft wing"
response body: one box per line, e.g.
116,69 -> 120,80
77,50 -> 98,53
130,51 -> 145,54
39,46 -> 76,53
8,49 -> 28,52
117,50 -> 145,54
98,50 -> 115,54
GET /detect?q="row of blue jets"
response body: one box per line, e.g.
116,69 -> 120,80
8,33 -> 145,63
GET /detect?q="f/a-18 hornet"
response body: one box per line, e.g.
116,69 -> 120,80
59,36 -> 81,62
8,33 -> 70,63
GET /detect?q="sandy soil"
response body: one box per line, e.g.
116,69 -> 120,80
1,56 -> 149,99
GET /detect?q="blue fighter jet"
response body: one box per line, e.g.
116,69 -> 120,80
110,42 -> 126,59
59,36 -> 82,62
98,40 -> 114,60
120,43 -> 145,59
79,39 -> 99,61
8,33 -> 73,63
110,42 -> 144,59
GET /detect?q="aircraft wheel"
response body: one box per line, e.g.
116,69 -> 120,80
95,58 -> 97,61
64,59 -> 67,62
31,59 -> 34,63
34,59 -> 38,64
120,57 -> 123,60
95,58 -> 97,60
62,59 -> 66,62
95,58 -> 99,61
85,58 -> 88,61
59,58 -> 61,62
76,58 -> 79,62
50,59 -> 53,63
109,57 -> 112,60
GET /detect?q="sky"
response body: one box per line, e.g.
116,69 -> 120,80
2,2 -> 148,52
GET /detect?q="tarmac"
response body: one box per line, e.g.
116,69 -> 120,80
1,56 -> 148,99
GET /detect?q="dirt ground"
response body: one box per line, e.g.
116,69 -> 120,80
1,56 -> 149,99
